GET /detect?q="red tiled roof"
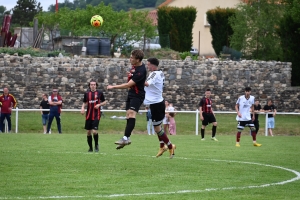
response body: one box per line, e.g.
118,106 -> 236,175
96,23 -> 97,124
148,9 -> 158,26
158,0 -> 173,8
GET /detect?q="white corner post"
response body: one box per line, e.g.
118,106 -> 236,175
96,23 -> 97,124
15,107 -> 18,133
195,109 -> 199,135
265,112 -> 268,136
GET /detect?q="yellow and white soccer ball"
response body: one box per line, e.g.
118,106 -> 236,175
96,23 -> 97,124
90,15 -> 103,27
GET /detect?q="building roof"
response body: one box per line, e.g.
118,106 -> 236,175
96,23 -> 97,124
158,0 -> 173,8
148,9 -> 158,26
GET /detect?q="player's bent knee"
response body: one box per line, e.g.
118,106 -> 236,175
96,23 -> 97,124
250,127 -> 256,131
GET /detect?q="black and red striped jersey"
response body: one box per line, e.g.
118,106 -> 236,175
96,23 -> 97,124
128,64 -> 147,98
83,90 -> 105,120
199,97 -> 213,113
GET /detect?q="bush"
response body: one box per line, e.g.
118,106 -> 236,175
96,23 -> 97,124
179,51 -> 198,60
0,47 -> 69,57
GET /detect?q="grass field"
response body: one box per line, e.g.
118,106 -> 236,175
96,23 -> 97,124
0,112 -> 300,199
1,134 -> 300,200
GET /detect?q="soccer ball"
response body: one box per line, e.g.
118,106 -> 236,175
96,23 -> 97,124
90,15 -> 103,27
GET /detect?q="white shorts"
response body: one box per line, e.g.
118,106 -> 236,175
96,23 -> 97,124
163,116 -> 169,125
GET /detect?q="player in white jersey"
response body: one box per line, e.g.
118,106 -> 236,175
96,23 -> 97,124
144,57 -> 176,159
235,87 -> 262,147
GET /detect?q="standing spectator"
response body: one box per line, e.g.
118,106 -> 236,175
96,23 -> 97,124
235,87 -> 262,147
0,87 -> 17,133
107,49 -> 147,149
263,99 -> 277,136
40,93 -> 50,134
251,100 -> 262,135
146,106 -> 155,135
198,89 -> 218,141
81,80 -> 107,152
47,88 -> 63,134
144,57 -> 176,158
162,100 -> 170,135
168,103 -> 176,135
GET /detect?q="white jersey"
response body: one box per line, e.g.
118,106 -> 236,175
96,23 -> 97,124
236,95 -> 255,121
144,70 -> 164,105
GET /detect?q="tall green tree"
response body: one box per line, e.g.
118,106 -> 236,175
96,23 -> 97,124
12,0 -> 42,26
278,0 -> 300,86
0,6 -> 10,25
157,6 -> 196,52
229,0 -> 284,60
36,2 -> 156,54
206,7 -> 236,56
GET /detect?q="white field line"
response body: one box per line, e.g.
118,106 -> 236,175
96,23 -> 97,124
1,153 -> 299,199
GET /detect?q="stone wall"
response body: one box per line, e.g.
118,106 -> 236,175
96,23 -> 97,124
0,54 -> 299,112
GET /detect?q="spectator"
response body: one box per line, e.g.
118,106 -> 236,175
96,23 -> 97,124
168,103 -> 176,135
146,106 -> 155,135
40,93 -> 50,134
263,99 -> 277,136
47,88 -> 63,134
162,100 -> 170,135
0,87 -> 17,133
251,100 -> 262,135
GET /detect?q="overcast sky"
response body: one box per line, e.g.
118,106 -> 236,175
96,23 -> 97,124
1,0 -> 60,11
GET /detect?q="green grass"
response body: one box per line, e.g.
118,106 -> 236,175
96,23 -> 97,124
8,111 -> 300,135
0,134 -> 300,200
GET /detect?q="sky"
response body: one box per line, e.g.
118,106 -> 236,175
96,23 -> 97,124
0,0 -> 60,11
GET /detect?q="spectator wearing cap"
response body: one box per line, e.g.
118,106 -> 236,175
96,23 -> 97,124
47,89 -> 63,134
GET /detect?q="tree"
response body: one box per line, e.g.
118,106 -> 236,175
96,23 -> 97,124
229,0 -> 284,60
12,0 -> 42,26
206,7 -> 236,56
35,2 -> 156,55
277,0 -> 300,86
157,6 -> 196,52
0,6 -> 10,25
35,11 -> 60,50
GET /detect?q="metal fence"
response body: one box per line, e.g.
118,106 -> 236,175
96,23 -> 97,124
7,108 -> 300,136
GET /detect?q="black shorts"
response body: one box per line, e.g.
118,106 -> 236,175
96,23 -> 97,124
150,100 -> 165,126
237,120 -> 254,130
85,119 -> 100,130
202,112 -> 216,126
125,96 -> 144,112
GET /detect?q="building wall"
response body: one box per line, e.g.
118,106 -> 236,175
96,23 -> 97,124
0,55 -> 299,112
165,0 -> 241,56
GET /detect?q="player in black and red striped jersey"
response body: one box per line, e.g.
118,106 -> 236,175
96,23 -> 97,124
81,80 -> 107,152
198,89 -> 218,141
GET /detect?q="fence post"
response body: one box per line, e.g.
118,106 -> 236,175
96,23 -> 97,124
195,109 -> 199,135
15,107 -> 18,133
4,119 -> 8,133
265,112 -> 268,136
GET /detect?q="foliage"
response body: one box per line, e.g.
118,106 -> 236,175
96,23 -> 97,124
0,47 -> 68,57
229,0 -> 284,60
35,3 -> 157,56
206,7 -> 236,56
277,0 -> 300,86
47,0 -> 158,12
179,51 -> 198,60
0,5 -> 10,25
34,11 -> 60,50
11,0 -> 42,27
157,6 -> 197,52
